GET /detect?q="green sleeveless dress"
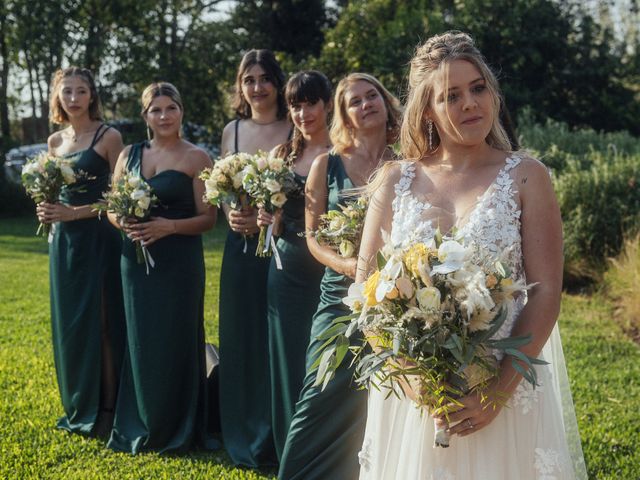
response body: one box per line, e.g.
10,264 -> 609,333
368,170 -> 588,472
267,173 -> 325,459
278,154 -> 368,480
49,125 -> 125,435
107,142 -> 218,454
218,121 -> 276,467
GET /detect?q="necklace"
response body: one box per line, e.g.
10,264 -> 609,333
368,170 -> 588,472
68,127 -> 96,143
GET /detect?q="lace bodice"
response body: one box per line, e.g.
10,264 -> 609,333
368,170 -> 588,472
390,155 -> 526,350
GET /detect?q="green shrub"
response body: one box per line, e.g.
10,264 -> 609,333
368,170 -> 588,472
518,108 -> 640,172
554,153 -> 640,279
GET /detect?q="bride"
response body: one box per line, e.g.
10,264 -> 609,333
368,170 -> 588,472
355,31 -> 587,479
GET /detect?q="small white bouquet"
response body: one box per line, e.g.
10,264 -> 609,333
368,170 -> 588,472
199,152 -> 254,210
94,172 -> 159,273
21,151 -> 81,236
314,231 -> 543,448
242,153 -> 297,257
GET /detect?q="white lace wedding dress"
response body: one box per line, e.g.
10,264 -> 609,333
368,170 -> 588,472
358,155 -> 588,480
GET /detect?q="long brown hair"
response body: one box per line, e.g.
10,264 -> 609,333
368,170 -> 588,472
49,67 -> 102,124
231,49 -> 287,120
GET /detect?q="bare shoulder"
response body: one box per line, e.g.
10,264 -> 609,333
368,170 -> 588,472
102,126 -> 123,145
47,130 -> 64,153
220,120 -> 238,155
118,144 -> 133,161
184,143 -> 213,173
511,151 -> 552,187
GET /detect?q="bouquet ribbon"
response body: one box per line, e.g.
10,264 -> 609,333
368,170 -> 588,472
141,245 -> 156,275
263,222 -> 275,255
270,235 -> 283,270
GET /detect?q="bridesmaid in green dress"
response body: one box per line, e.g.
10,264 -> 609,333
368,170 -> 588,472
105,82 -> 218,454
278,73 -> 402,480
218,49 -> 291,467
37,67 -> 125,438
256,71 -> 332,459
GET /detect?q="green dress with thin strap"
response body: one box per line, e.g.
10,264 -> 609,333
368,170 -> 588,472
49,125 -> 125,435
107,142 -> 218,454
278,154 -> 368,480
267,173 -> 325,459
218,120 -> 276,467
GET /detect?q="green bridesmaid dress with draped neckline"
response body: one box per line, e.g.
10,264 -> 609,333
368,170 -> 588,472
267,172 -> 325,459
278,153 -> 368,480
49,124 -> 126,435
107,141 -> 218,454
218,119 -> 276,467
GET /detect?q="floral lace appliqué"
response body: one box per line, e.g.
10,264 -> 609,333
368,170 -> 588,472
358,437 -> 372,472
534,447 -> 562,480
391,162 -> 435,248
510,377 -> 544,415
430,466 -> 456,480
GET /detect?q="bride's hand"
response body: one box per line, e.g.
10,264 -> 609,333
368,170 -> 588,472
436,386 -> 504,437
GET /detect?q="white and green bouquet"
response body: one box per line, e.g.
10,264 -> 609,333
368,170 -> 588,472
199,152 -> 254,210
314,231 -> 544,447
94,172 -> 159,272
242,153 -> 297,257
307,196 -> 368,258
21,151 -> 82,236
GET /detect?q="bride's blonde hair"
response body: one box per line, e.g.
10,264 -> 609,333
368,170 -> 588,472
401,31 -> 512,161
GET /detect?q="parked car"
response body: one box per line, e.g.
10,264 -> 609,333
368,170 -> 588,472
3,143 -> 48,184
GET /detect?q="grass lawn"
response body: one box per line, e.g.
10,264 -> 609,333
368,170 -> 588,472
1,215 -> 638,479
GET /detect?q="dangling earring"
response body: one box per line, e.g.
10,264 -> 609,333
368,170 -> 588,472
427,119 -> 434,151
146,124 -> 152,141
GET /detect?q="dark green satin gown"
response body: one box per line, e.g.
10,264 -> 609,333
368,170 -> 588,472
267,174 -> 324,459
49,126 -> 125,435
108,142 -> 217,454
218,122 -> 277,467
278,154 -> 367,480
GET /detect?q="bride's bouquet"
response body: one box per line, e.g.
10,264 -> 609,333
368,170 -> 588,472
314,231 -> 544,447
94,172 -> 159,273
303,196 -> 368,258
21,151 -> 82,236
242,153 -> 297,257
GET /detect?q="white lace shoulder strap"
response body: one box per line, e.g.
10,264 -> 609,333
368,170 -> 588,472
393,161 -> 416,196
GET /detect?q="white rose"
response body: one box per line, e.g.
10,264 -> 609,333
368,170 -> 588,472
130,188 -> 146,200
416,286 -> 441,312
137,196 -> 151,210
256,156 -> 268,171
339,240 -> 355,258
265,178 -> 282,193
232,171 -> 245,189
270,192 -> 287,208
268,156 -> 285,171
329,216 -> 346,231
127,175 -> 141,188
60,164 -> 76,184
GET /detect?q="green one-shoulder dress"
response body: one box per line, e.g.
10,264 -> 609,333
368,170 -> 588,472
107,142 -> 217,454
267,173 -> 325,459
49,125 -> 125,435
278,154 -> 368,480
218,124 -> 276,467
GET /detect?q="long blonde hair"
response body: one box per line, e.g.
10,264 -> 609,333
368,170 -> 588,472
330,73 -> 402,156
400,31 -> 512,161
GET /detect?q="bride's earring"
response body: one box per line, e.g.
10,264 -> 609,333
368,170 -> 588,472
427,119 -> 434,151
146,123 -> 152,141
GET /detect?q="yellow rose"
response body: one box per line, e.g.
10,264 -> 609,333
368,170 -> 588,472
363,270 -> 381,307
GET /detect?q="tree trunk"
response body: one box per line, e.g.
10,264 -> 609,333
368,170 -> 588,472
0,12 -> 11,143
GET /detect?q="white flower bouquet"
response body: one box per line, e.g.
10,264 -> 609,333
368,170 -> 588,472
21,151 -> 81,236
94,172 -> 159,271
242,153 -> 297,257
199,152 -> 254,210
306,196 -> 368,258
314,231 -> 544,447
